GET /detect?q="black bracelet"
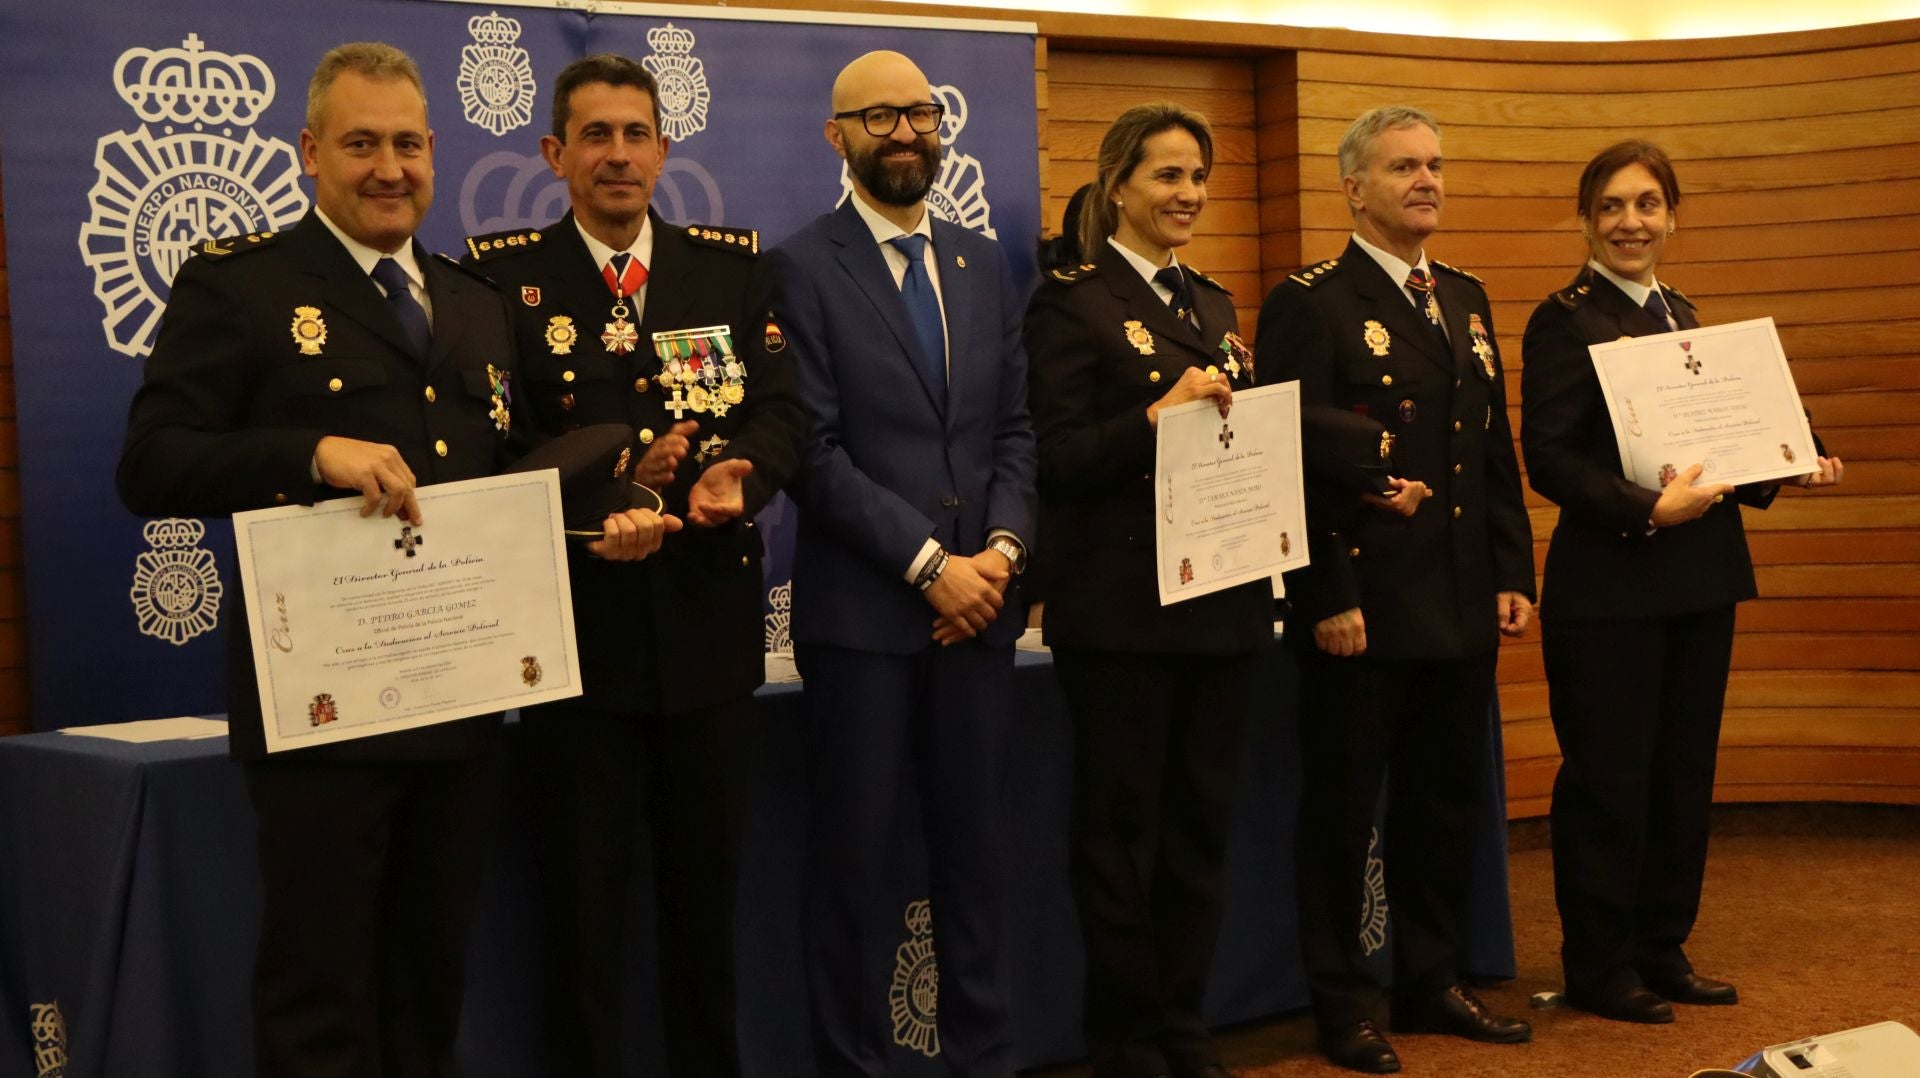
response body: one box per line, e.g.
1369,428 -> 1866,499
914,548 -> 950,591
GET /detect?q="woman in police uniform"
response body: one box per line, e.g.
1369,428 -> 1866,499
1024,103 -> 1269,1078
1520,139 -> 1842,1025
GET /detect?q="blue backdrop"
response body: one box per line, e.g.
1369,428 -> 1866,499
0,0 -> 1040,730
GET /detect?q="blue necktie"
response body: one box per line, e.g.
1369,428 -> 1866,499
371,257 -> 431,360
1154,265 -> 1199,335
887,235 -> 947,407
1644,288 -> 1673,329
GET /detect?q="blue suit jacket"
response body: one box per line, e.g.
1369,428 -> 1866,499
765,199 -> 1037,653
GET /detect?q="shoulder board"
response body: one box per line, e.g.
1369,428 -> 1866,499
1188,267 -> 1231,295
464,227 -> 546,262
1660,282 -> 1695,310
1431,259 -> 1483,285
1047,262 -> 1099,285
1552,279 -> 1595,310
685,224 -> 759,255
193,230 -> 280,260
433,252 -> 497,284
1286,257 -> 1341,289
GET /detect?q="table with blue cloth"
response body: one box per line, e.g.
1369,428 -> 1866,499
0,647 -> 1515,1078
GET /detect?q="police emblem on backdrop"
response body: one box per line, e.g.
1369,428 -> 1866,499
653,324 -> 746,418
30,1000 -> 68,1078
456,11 -> 536,136
1359,827 -> 1390,956
835,83 -> 997,239
129,517 -> 223,646
80,33 -> 310,357
764,580 -> 792,652
890,899 -> 941,1058
642,24 -> 711,143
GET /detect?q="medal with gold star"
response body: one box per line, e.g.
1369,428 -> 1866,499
601,303 -> 639,355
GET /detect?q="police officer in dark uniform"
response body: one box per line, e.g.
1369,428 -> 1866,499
1256,105 -> 1536,1074
462,54 -> 803,1078
1026,103 -> 1269,1078
114,43 -> 627,1078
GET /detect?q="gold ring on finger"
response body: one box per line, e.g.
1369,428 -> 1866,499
1712,494 -> 1724,503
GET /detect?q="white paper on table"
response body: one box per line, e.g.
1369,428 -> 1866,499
58,717 -> 230,742
1587,317 -> 1818,492
1153,381 -> 1309,606
233,471 -> 582,753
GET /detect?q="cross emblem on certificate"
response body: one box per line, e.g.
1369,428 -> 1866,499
1684,356 -> 1702,376
1219,424 -> 1234,450
666,388 -> 691,419
394,525 -> 424,557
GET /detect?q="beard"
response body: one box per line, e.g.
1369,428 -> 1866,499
848,137 -> 940,206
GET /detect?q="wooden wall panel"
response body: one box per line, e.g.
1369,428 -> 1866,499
1042,50 -> 1262,335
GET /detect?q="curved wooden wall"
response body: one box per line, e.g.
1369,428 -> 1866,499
4,5 -> 1916,817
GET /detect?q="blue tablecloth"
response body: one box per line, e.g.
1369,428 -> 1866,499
0,648 -> 1515,1078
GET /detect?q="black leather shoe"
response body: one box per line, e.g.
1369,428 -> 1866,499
1320,1020 -> 1401,1074
1566,984 -> 1676,1024
1645,970 -> 1738,1005
1392,984 -> 1532,1043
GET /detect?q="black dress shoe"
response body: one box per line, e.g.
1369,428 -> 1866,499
1392,984 -> 1532,1043
1566,984 -> 1676,1024
1320,1020 -> 1401,1074
1645,970 -> 1738,1005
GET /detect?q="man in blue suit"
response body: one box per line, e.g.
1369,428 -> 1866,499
764,49 -> 1037,1078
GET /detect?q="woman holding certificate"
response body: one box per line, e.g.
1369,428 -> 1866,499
1520,140 -> 1842,1025
1024,103 -> 1269,1078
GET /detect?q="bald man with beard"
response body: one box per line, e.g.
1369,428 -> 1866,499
763,50 -> 1036,1078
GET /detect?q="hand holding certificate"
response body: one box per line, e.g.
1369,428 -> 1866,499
234,472 -> 583,752
1154,381 -> 1309,605
1587,317 -> 1819,492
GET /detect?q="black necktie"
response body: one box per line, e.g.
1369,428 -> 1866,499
886,235 -> 947,408
1644,288 -> 1673,329
371,257 -> 430,360
1154,265 -> 1198,334
1404,267 -> 1450,351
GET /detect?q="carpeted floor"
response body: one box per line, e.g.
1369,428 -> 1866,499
1029,805 -> 1920,1078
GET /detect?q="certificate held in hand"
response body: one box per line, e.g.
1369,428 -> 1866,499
1587,316 -> 1819,492
234,471 -> 584,753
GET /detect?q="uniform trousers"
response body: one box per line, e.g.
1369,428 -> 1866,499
1293,648 -> 1497,1030
796,640 -> 1015,1078
518,695 -> 754,1078
1054,649 -> 1255,1078
245,751 -> 500,1078
1543,605 -> 1735,997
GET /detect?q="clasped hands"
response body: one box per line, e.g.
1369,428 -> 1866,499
593,420 -> 758,561
927,547 -> 1015,646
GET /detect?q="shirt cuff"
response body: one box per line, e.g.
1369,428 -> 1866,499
903,537 -> 942,585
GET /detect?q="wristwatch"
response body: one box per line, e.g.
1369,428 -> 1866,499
987,535 -> 1027,575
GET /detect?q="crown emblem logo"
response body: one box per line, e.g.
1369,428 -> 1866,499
458,11 -> 536,137
889,899 -> 941,1057
80,34 -> 308,357
642,23 -> 712,144
129,517 -> 224,646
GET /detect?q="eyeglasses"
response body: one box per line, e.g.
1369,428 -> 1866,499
832,102 -> 944,138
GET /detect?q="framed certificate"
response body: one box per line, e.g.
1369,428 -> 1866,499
233,472 -> 583,752
1588,317 -> 1819,491
1153,381 -> 1309,606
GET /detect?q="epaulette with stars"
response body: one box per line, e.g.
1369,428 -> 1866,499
1287,257 -> 1340,288
685,223 -> 759,255
1552,278 -> 1595,310
1048,262 -> 1099,284
1431,259 -> 1483,285
1188,267 -> 1231,295
193,230 -> 280,259
464,227 -> 545,261
1661,282 -> 1695,311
